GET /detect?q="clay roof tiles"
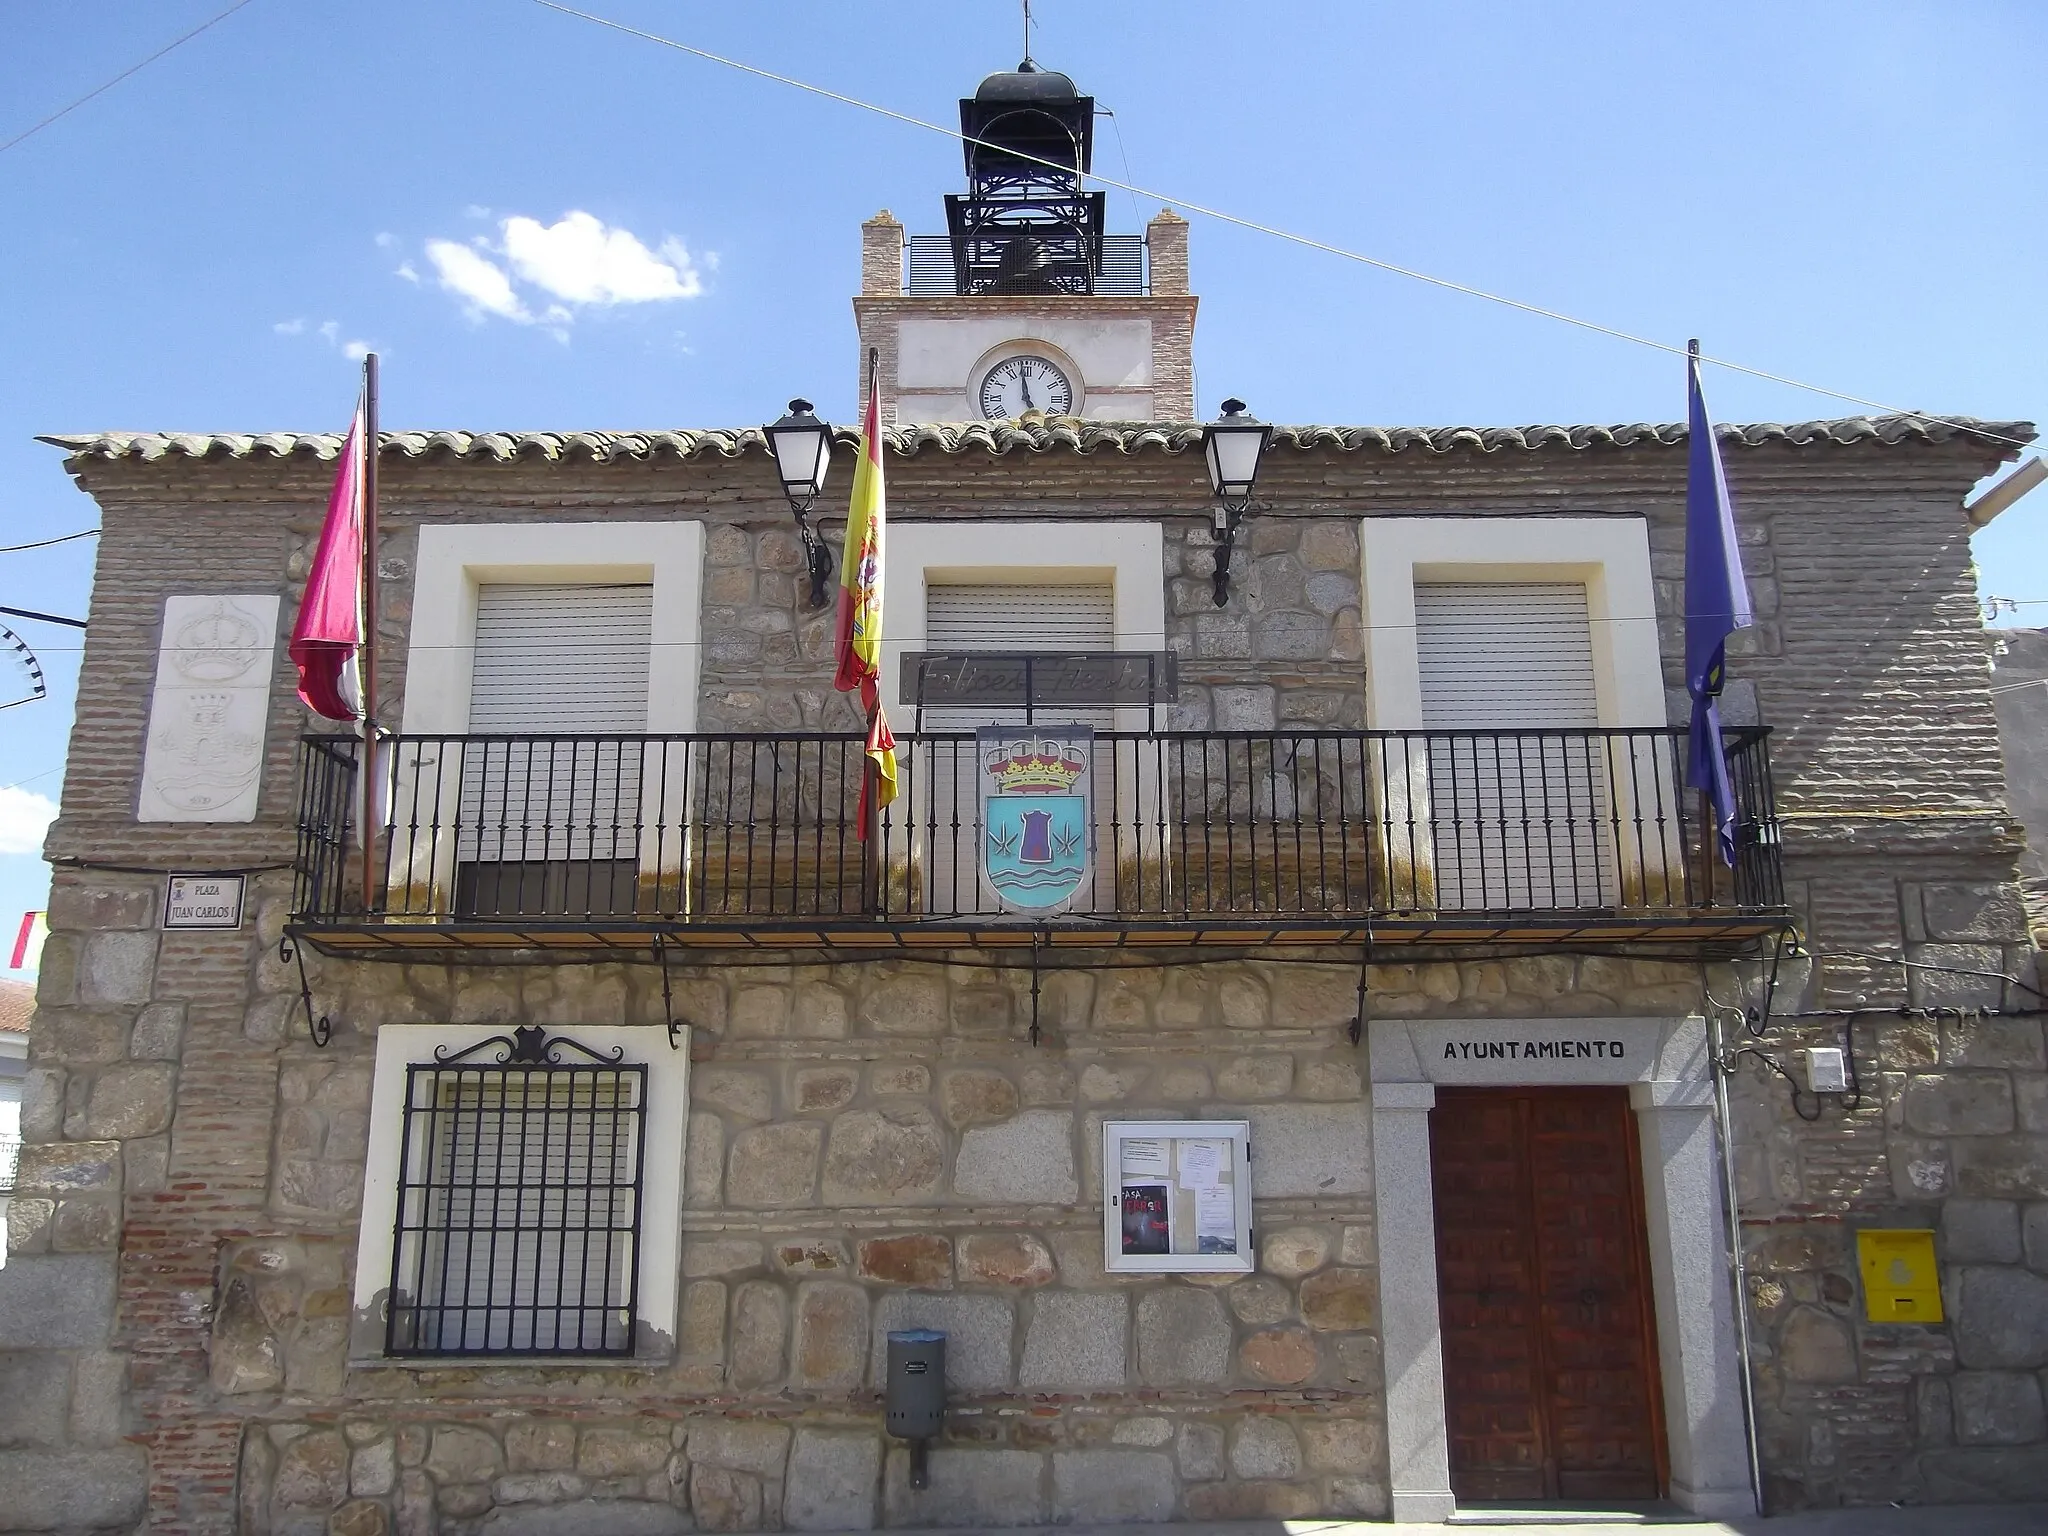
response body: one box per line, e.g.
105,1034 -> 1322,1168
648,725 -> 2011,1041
39,414 -> 2034,467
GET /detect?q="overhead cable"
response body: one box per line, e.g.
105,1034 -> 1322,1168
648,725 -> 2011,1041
0,529 -> 98,554
0,0 -> 263,157
527,0 -> 2036,454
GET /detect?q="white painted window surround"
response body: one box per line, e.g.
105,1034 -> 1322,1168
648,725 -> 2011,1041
349,1025 -> 689,1364
401,522 -> 705,737
880,522 -> 1166,731
1357,516 -> 1664,731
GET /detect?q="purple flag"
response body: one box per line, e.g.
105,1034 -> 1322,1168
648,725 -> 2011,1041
1685,342 -> 1754,866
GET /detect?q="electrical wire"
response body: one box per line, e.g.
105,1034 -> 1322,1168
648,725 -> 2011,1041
527,0 -> 2038,454
0,529 -> 97,555
0,0 -> 263,157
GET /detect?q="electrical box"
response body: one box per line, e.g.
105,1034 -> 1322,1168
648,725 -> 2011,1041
1857,1229 -> 1943,1323
885,1329 -> 946,1441
1804,1046 -> 1848,1094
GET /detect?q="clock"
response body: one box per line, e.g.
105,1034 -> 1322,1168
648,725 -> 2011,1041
978,354 -> 1074,419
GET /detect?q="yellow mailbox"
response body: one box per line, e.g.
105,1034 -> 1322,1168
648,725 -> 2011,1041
1857,1229 -> 1942,1323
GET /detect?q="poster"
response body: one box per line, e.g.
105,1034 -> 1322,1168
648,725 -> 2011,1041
1196,1186 -> 1238,1254
1120,1182 -> 1171,1255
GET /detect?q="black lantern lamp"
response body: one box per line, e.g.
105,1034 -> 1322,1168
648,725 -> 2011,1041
765,398 -> 837,606
1202,398 -> 1273,606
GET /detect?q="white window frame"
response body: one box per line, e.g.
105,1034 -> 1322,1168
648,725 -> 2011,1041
881,521 -> 1165,728
1358,516 -> 1671,909
1356,515 -> 1664,731
349,1024 -> 689,1364
1102,1119 -> 1254,1275
402,521 -> 704,736
882,523 -> 1165,915
393,522 -> 705,913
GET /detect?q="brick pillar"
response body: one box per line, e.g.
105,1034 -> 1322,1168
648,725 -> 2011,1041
1147,208 -> 1189,297
861,211 -> 904,297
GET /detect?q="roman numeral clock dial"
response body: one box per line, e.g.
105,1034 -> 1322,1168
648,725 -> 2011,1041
979,355 -> 1074,419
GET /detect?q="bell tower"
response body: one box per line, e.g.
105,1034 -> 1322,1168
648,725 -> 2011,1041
855,60 -> 1196,424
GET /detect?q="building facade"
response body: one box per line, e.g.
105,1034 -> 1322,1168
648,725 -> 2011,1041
6,59 -> 2048,1536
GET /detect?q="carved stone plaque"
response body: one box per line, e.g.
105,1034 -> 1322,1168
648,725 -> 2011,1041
138,594 -> 280,823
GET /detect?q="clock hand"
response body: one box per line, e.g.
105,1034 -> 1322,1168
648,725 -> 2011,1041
1020,370 -> 1035,410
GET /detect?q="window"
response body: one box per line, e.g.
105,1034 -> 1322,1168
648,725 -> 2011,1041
351,1024 -> 689,1363
455,582 -> 654,918
388,521 -> 703,923
387,1029 -> 645,1356
1415,581 -> 1608,909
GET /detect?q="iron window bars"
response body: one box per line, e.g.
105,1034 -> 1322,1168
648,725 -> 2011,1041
386,1026 -> 646,1358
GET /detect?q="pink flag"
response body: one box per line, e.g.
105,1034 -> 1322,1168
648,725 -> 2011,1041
290,400 -> 367,720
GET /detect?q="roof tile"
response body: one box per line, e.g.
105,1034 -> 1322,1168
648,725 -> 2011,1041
38,414 -> 2034,467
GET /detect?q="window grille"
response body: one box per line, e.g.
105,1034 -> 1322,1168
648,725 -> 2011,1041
386,1026 -> 647,1357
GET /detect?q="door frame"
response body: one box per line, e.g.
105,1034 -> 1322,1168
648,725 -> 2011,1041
1368,1015 -> 1753,1522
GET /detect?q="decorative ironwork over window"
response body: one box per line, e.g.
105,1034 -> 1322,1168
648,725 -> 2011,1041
386,1027 -> 646,1357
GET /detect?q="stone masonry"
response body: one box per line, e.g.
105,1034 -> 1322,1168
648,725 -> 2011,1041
7,410 -> 2048,1531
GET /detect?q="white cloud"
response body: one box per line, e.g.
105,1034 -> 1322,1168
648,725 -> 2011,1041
463,204 -> 492,220
274,314 -> 378,358
418,210 -> 709,330
502,211 -> 704,305
374,231 -> 396,249
0,786 -> 56,856
426,238 -> 530,322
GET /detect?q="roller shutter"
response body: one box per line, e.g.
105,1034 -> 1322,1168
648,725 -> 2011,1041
1413,582 -> 1609,909
1415,582 -> 1598,728
468,583 -> 653,732
457,584 -> 654,912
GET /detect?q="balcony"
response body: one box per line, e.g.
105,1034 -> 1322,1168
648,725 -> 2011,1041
289,728 -> 1785,959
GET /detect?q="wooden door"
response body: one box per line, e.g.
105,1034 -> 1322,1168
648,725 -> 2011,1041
1430,1086 -> 1667,1503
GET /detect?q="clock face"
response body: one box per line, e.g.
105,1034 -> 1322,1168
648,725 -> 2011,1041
978,355 -> 1074,419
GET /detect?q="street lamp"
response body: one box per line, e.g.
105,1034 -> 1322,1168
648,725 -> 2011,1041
1202,398 -> 1273,606
764,398 -> 836,606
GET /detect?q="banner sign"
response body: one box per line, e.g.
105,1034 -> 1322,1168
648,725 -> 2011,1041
906,652 -> 1176,711
977,725 -> 1093,916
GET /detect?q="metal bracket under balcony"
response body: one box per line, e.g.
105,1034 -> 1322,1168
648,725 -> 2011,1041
287,728 -> 1787,961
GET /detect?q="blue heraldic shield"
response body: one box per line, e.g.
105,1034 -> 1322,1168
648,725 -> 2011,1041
977,725 -> 1093,916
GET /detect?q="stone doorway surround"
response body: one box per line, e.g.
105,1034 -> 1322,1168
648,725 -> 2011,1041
1368,1015 -> 1754,1522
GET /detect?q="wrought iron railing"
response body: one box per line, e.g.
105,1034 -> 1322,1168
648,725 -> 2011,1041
904,232 -> 1148,296
293,728 -> 1781,931
0,1134 -> 19,1194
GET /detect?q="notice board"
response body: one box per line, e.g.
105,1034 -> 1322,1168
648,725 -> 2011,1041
1102,1119 -> 1253,1274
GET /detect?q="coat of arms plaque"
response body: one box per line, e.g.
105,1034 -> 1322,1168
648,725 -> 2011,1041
977,726 -> 1093,916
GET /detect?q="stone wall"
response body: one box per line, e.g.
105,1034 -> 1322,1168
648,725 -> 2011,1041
10,421 -> 2046,1530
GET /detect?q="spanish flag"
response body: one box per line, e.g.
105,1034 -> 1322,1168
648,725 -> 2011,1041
833,360 -> 897,829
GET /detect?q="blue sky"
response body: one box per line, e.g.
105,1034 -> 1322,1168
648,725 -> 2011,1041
2,0 -> 2044,968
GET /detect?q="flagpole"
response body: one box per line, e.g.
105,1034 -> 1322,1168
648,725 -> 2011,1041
360,352 -> 381,913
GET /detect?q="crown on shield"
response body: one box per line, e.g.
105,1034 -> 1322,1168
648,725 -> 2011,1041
984,735 -> 1086,794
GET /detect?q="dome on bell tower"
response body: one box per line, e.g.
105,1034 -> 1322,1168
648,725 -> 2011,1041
973,59 -> 1081,103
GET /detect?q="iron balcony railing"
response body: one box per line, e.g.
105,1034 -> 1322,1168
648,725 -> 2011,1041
0,1134 -> 19,1194
293,728 -> 1781,933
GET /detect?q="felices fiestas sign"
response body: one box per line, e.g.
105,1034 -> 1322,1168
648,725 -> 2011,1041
164,874 -> 246,930
1441,1038 -> 1626,1062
